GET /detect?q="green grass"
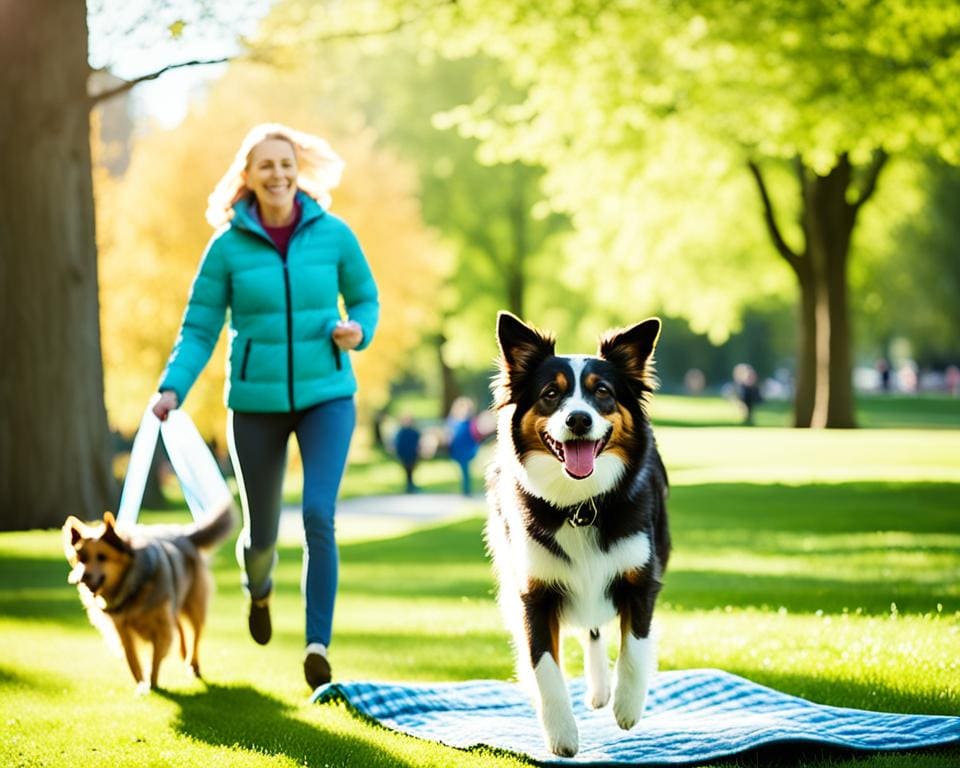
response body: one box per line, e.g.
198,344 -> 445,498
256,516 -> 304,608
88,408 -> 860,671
650,393 -> 960,429
3,424 -> 959,766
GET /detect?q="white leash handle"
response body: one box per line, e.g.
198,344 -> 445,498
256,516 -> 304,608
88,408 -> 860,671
115,396 -> 232,529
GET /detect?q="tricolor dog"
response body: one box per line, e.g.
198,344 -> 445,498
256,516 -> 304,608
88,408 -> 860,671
485,312 -> 670,756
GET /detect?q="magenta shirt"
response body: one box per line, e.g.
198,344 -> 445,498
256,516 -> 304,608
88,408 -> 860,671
257,200 -> 302,258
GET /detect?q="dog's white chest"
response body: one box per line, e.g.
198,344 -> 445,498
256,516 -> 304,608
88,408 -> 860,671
525,526 -> 652,629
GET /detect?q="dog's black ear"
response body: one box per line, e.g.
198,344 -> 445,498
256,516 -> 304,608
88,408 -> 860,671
493,312 -> 555,406
101,512 -> 132,554
496,312 -> 555,369
599,318 -> 661,396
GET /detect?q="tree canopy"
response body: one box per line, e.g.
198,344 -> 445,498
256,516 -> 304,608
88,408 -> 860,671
300,0 -> 960,425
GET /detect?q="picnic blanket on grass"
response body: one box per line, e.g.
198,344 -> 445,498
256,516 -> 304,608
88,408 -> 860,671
312,668 -> 960,765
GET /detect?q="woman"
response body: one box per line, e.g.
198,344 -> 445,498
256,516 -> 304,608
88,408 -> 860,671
152,123 -> 378,689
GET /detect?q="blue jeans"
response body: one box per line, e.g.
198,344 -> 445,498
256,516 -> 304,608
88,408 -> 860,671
227,397 -> 356,647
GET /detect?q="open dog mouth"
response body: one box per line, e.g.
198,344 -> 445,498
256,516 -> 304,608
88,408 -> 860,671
83,573 -> 106,594
541,431 -> 609,479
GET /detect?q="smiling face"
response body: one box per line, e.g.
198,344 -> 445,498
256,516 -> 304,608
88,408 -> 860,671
63,514 -> 132,597
243,137 -> 299,222
522,357 -> 619,479
493,312 -> 660,506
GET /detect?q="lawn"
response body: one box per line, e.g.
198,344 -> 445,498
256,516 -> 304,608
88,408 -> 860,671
2,404 -> 958,766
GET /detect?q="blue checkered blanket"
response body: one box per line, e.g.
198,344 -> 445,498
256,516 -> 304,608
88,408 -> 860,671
312,668 -> 960,764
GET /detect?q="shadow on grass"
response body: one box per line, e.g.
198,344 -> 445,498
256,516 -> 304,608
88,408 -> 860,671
333,630 -> 515,681
158,683 -> 418,767
671,482 -> 959,536
339,517 -> 488,565
714,666 -> 960,718
661,569 -> 955,615
329,484 -> 958,615
0,663 -> 65,693
0,553 -> 94,625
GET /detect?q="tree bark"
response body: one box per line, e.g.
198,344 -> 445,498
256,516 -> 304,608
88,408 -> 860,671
799,156 -> 857,429
752,153 -> 884,429
0,1 -> 116,529
793,261 -> 817,427
436,331 -> 460,418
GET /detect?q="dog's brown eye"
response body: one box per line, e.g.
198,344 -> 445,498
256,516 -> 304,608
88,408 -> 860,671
78,553 -> 88,564
595,384 -> 612,398
96,553 -> 107,563
541,387 -> 559,401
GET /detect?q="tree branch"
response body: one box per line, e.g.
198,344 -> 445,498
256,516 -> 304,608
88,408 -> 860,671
289,0 -> 456,49
87,0 -> 457,107
850,148 -> 888,213
747,159 -> 801,272
88,58 -> 230,106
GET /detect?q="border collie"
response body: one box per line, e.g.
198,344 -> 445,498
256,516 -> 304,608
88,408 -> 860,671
485,312 -> 670,756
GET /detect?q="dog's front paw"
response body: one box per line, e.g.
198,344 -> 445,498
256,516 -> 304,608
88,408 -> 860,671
134,680 -> 152,696
541,705 -> 579,756
544,723 -> 579,757
612,672 -> 649,730
613,696 -> 643,730
612,677 -> 648,730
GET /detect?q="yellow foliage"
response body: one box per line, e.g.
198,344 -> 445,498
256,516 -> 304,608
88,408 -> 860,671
96,63 -> 449,439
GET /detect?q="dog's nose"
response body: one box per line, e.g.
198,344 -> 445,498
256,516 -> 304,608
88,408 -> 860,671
565,411 -> 593,435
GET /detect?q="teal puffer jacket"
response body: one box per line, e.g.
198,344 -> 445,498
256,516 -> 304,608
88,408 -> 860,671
159,192 -> 379,412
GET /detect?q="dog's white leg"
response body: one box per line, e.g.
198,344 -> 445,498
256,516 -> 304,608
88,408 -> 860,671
583,627 -> 610,709
613,630 -> 655,730
533,653 -> 579,756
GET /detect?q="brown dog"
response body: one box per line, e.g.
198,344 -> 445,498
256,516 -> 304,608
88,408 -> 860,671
63,504 -> 233,692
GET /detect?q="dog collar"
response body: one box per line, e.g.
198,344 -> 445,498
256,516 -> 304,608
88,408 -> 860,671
567,497 -> 599,527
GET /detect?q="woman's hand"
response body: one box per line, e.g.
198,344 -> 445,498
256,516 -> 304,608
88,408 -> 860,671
332,319 -> 363,351
152,390 -> 179,421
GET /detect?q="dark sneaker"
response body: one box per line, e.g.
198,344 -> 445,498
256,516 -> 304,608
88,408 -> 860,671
248,594 -> 271,645
304,651 -> 332,689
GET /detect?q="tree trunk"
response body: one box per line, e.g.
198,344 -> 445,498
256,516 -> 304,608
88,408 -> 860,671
0,1 -> 116,529
824,224 -> 856,427
793,265 -> 817,427
799,156 -> 857,429
436,331 -> 460,418
754,153 -> 884,429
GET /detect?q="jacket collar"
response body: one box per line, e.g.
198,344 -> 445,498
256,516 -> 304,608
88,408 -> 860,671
230,190 -> 325,240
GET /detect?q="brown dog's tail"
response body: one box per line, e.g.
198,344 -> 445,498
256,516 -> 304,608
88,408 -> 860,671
187,501 -> 235,550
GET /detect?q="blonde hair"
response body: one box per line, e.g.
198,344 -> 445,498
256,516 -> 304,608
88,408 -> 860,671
205,123 -> 345,228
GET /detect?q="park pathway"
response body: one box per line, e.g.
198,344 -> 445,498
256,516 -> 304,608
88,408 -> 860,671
279,493 -> 486,544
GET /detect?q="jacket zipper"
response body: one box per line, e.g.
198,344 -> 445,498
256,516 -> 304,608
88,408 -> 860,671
245,209 -> 305,413
282,259 -> 295,411
240,338 -> 252,381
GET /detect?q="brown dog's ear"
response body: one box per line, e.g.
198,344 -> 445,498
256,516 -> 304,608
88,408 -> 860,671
599,318 -> 662,397
492,312 -> 555,407
101,512 -> 132,554
62,516 -> 85,564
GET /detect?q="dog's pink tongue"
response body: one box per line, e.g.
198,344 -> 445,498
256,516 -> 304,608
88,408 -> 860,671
563,440 -> 598,478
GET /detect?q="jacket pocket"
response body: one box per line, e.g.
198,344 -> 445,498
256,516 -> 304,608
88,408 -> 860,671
330,337 -> 343,371
240,338 -> 253,381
